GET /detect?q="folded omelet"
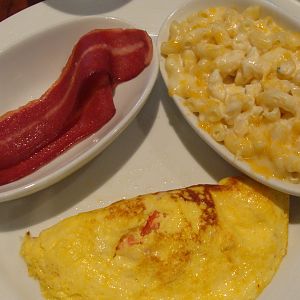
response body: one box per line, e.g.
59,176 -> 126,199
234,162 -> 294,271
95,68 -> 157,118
21,177 -> 289,300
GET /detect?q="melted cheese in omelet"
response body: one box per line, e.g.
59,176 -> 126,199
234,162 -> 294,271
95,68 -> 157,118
21,177 -> 289,300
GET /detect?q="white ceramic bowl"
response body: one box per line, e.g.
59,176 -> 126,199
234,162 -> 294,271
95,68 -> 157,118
0,16 -> 159,202
158,0 -> 300,196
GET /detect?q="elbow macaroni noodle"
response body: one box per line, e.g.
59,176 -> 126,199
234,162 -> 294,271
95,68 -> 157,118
161,6 -> 300,182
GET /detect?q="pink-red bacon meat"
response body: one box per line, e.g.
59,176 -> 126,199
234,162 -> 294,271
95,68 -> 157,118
0,28 -> 153,185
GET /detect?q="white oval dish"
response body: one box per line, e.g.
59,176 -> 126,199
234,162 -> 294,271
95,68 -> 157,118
158,0 -> 300,196
0,16 -> 158,202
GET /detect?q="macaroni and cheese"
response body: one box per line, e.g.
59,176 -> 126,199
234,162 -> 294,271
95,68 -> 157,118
161,6 -> 300,182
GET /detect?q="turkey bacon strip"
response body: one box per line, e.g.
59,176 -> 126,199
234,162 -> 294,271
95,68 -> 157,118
0,28 -> 152,185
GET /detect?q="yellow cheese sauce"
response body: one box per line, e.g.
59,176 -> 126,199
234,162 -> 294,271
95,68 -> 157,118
161,5 -> 300,182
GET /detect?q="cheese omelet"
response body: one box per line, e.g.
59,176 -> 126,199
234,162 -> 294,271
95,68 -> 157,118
21,177 -> 289,300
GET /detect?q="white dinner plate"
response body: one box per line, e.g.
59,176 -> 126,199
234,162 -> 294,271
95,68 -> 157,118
158,0 -> 300,197
0,1 -> 299,300
0,16 -> 158,202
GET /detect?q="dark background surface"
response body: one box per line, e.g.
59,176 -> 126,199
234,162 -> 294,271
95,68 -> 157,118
0,0 -> 42,21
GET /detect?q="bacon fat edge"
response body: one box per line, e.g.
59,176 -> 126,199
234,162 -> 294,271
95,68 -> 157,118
0,28 -> 152,185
